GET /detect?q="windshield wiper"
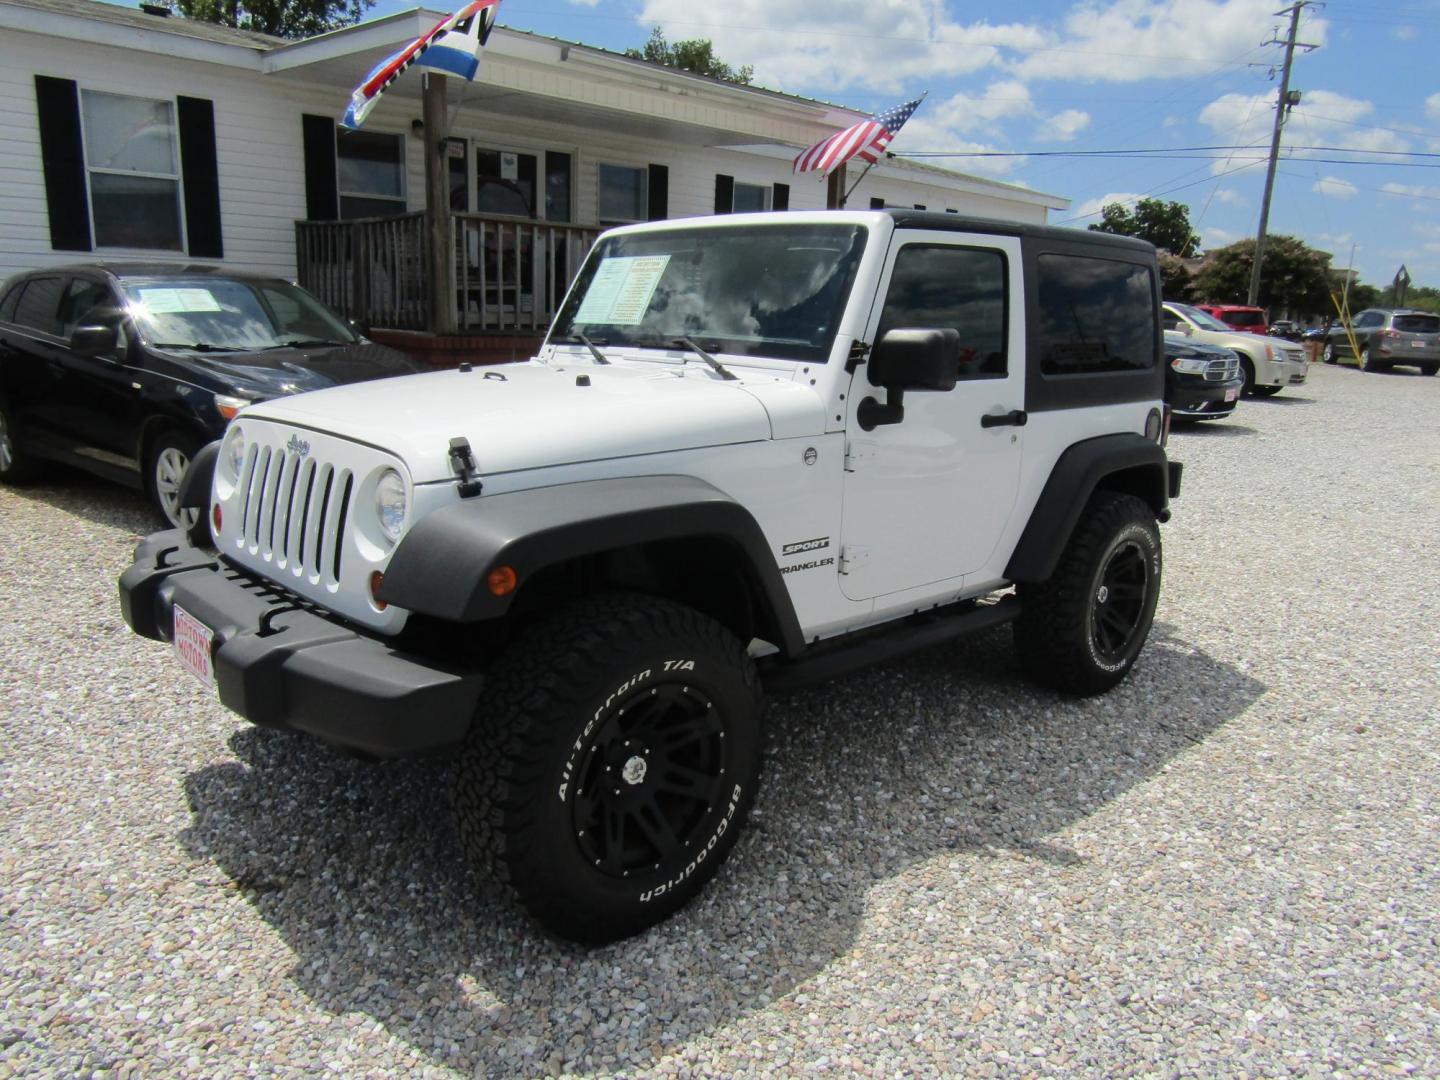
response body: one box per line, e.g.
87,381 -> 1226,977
555,333 -> 611,365
152,342 -> 223,352
672,336 -> 738,381
265,339 -> 347,349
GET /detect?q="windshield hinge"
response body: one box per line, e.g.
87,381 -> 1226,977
838,546 -> 870,575
844,339 -> 870,374
843,440 -> 876,472
447,437 -> 483,499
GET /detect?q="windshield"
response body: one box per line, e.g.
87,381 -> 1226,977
1171,303 -> 1230,331
549,223 -> 869,363
121,278 -> 358,351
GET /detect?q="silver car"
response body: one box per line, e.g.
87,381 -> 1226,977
1163,302 -> 1308,396
1322,309 -> 1440,375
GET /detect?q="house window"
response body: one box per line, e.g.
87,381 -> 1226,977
477,149 -> 536,217
80,90 -> 183,250
337,129 -> 405,219
546,152 -> 572,223
448,137 -> 469,212
731,181 -> 771,213
598,164 -> 646,224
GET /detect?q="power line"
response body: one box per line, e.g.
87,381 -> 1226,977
896,144 -> 1440,160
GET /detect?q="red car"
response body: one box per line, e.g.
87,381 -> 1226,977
1194,304 -> 1269,335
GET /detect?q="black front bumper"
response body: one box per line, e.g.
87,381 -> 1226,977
118,531 -> 484,758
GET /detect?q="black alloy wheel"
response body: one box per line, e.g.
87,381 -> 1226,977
1089,539 -> 1151,667
570,683 -> 728,880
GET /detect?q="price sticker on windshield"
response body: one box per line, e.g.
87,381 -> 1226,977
134,288 -> 223,314
574,255 -> 670,325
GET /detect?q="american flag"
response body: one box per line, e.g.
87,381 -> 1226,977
793,96 -> 925,176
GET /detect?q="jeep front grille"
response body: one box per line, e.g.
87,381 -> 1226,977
237,441 -> 354,587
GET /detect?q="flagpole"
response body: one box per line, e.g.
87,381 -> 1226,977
841,159 -> 878,207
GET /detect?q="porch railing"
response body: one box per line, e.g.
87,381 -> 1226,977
296,211 -> 429,331
453,214 -> 600,333
295,212 -> 600,334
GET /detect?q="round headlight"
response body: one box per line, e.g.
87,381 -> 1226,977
375,468 -> 407,542
224,427 -> 246,481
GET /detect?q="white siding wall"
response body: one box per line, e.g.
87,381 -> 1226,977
0,26 -> 1052,287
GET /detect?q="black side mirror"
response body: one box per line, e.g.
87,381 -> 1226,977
70,324 -> 119,358
858,328 -> 959,430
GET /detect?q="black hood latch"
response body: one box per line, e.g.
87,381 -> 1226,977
448,437 -> 483,499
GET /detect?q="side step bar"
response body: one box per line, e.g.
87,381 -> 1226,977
761,595 -> 1022,695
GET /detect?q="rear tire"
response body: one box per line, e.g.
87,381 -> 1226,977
0,399 -> 38,484
1362,347 -> 1387,373
1421,363 -> 1438,376
456,593 -> 763,944
1015,492 -> 1162,696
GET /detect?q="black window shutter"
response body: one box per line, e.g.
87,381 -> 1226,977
647,164 -> 668,220
177,97 -> 223,258
869,197 -> 885,209
33,76 -> 92,252
301,114 -> 339,221
714,174 -> 734,215
772,182 -> 789,211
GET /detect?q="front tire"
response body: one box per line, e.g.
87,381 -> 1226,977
1253,384 -> 1283,397
1322,343 -> 1337,364
1362,346 -> 1387,373
1014,492 -> 1162,696
456,593 -> 763,944
147,428 -> 201,529
1421,363 -> 1438,376
1240,359 -> 1256,396
0,399 -> 38,484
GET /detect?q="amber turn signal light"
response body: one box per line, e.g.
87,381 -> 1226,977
487,565 -> 518,597
369,571 -> 387,610
212,504 -> 222,533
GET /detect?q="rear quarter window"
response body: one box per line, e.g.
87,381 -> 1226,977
1037,254 -> 1156,375
1227,310 -> 1265,326
1394,314 -> 1439,334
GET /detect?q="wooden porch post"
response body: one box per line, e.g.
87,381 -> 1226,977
423,73 -> 456,334
826,163 -> 847,209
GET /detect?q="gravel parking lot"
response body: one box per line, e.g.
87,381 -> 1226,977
2,361 -> 1438,1078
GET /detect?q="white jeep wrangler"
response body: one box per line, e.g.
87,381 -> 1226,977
120,210 -> 1181,943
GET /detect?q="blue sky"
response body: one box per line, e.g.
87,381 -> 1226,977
359,0 -> 1439,289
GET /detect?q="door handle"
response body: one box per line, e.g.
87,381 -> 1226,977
981,409 -> 1027,428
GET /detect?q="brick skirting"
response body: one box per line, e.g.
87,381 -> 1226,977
368,329 -> 546,369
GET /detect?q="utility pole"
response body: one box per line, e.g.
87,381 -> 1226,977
1247,1 -> 1320,307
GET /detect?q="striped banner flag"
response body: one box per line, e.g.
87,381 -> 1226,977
793,96 -> 925,176
343,0 -> 502,130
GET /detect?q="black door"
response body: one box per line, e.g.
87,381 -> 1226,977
53,274 -> 144,478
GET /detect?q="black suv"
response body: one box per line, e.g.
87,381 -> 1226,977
0,264 -> 418,524
1164,332 -> 1244,422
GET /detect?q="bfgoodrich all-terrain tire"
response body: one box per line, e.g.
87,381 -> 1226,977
456,593 -> 764,944
1014,491 -> 1162,696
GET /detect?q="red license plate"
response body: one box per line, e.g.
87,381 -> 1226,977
172,604 -> 215,686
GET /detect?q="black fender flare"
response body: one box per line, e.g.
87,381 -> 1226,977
378,475 -> 806,656
1005,433 -> 1170,584
178,439 -> 220,509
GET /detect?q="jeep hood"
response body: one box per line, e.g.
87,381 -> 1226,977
243,360 -> 811,481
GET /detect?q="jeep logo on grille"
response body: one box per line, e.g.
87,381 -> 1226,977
286,434 -> 311,457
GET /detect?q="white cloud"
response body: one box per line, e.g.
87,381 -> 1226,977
1211,188 -> 1245,206
1313,176 -> 1358,199
1382,183 -> 1440,199
635,0 -> 1046,93
1068,191 -> 1146,222
1012,0 -> 1328,83
1427,93 -> 1440,121
1197,89 -> 1410,173
1035,108 -> 1090,142
1392,25 -> 1417,41
1203,226 -> 1242,247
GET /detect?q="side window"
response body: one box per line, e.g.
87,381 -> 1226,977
0,283 -> 23,323
875,244 -> 1008,378
1037,254 -> 1155,375
12,276 -> 64,336
1161,308 -> 1180,331
58,279 -> 119,337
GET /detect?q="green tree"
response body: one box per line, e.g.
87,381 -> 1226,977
1088,198 -> 1201,256
1195,235 -> 1333,318
173,0 -> 372,38
1158,251 -> 1195,301
625,26 -> 754,84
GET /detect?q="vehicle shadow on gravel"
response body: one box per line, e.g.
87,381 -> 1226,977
1170,422 -> 1258,437
2,468 -> 155,535
178,621 -> 1264,1074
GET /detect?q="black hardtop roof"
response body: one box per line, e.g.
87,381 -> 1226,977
883,209 -> 1157,255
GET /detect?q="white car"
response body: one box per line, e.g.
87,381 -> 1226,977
121,210 -> 1181,944
1163,301 -> 1307,396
